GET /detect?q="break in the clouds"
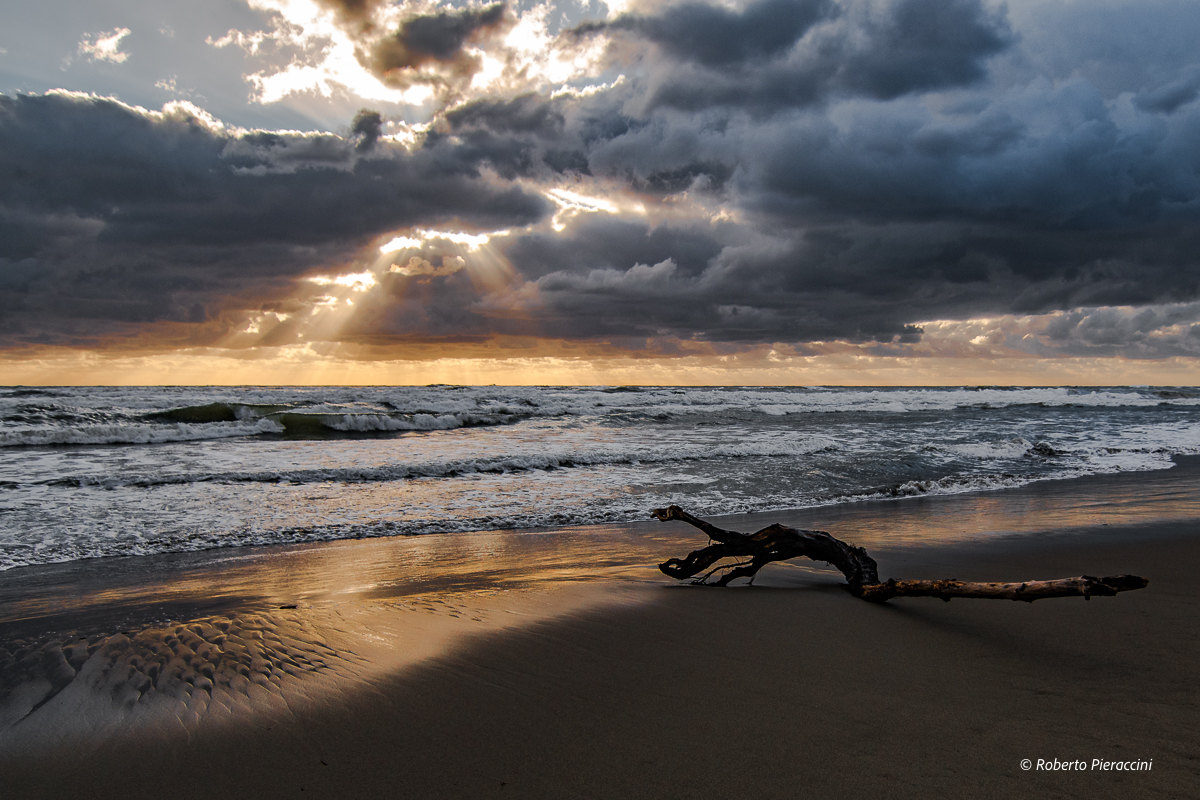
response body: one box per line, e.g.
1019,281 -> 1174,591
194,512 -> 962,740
2,0 -> 1200,370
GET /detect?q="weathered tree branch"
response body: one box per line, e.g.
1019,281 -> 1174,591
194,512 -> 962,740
652,505 -> 1148,602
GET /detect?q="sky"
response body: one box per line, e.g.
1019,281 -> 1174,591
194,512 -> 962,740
2,0 -> 1200,385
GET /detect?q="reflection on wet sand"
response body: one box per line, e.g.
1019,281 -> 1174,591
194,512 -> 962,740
0,584 -> 651,754
2,458 -> 1199,755
722,459 -> 1200,550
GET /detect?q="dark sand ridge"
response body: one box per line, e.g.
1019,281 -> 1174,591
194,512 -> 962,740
3,460 -> 1200,798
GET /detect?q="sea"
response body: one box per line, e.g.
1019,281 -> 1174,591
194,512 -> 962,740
3,384 -> 1200,573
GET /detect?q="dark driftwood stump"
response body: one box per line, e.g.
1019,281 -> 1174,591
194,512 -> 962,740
653,505 -> 1148,603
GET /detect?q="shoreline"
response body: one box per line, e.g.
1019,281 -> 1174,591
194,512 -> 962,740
4,455 -> 1200,624
4,446 -> 1198,577
3,461 -> 1200,797
7,452 -> 1200,583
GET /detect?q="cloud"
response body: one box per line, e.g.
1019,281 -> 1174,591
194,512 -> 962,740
916,302 -> 1200,360
76,28 -> 132,65
314,0 -> 384,32
0,91 -> 548,346
369,3 -> 508,81
1035,303 -> 1200,358
389,255 -> 465,276
1135,65 -> 1200,114
214,0 -> 609,112
350,107 -> 383,151
438,75 -> 1200,346
1007,0 -> 1200,100
6,0 -> 1200,367
574,0 -> 1013,112
589,0 -> 832,68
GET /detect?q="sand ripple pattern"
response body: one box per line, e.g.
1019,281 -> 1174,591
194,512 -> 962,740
0,585 -> 623,755
0,609 -> 369,751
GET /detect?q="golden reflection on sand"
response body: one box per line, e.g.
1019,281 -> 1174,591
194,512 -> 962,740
3,462 -> 1198,755
0,581 -> 652,756
753,464 -> 1200,550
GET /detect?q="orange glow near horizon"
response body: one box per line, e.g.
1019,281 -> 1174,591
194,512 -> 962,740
3,346 -> 1199,387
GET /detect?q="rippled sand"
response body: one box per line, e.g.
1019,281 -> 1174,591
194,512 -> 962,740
0,582 -> 649,756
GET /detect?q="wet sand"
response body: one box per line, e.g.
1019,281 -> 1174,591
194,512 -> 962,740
3,461 -> 1200,799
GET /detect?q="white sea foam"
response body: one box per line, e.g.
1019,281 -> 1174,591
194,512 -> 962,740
50,437 -> 841,489
934,438 -> 1034,460
3,384 -> 1200,571
4,386 -> 1196,449
0,417 -> 284,447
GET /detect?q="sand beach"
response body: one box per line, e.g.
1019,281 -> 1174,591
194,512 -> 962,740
3,460 -> 1199,799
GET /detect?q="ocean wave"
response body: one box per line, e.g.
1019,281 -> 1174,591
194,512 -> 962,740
861,472 -> 1050,500
147,402 -> 292,423
5,384 -> 1200,572
0,418 -> 286,447
854,446 -> 1185,502
358,386 -> 1200,420
1,449 -> 1185,573
318,411 -> 523,432
0,388 -> 68,399
148,400 -> 537,432
8,387 -> 1200,448
48,439 -> 840,489
932,438 -> 1035,460
0,408 -> 533,447
741,387 -> 1200,416
932,438 -> 1075,461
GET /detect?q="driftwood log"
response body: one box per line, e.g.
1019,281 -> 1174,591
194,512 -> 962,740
653,505 -> 1148,603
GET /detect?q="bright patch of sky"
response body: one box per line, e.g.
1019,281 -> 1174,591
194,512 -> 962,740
0,0 -> 616,132
380,228 -> 511,254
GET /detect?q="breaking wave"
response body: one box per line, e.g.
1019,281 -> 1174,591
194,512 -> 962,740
0,406 -> 534,447
0,418 -> 286,447
47,438 -> 840,489
4,384 -> 1200,572
5,386 -> 1200,449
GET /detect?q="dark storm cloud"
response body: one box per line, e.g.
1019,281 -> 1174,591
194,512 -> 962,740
829,0 -> 1012,99
0,91 -> 548,345
1011,0 -> 1200,100
574,0 -> 1012,111
582,0 -> 832,67
430,64 -> 1200,344
1136,66 -> 1200,114
6,0 -> 1200,358
506,216 -> 725,280
350,107 -> 383,151
315,0 -> 382,30
741,81 -> 1199,230
429,93 -> 573,179
0,93 -> 545,244
368,3 -> 508,88
437,89 -> 736,193
341,263 -> 531,342
347,0 -> 1200,348
489,214 -> 1200,346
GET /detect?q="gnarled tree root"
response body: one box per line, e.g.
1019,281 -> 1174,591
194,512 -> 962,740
652,505 -> 1148,603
